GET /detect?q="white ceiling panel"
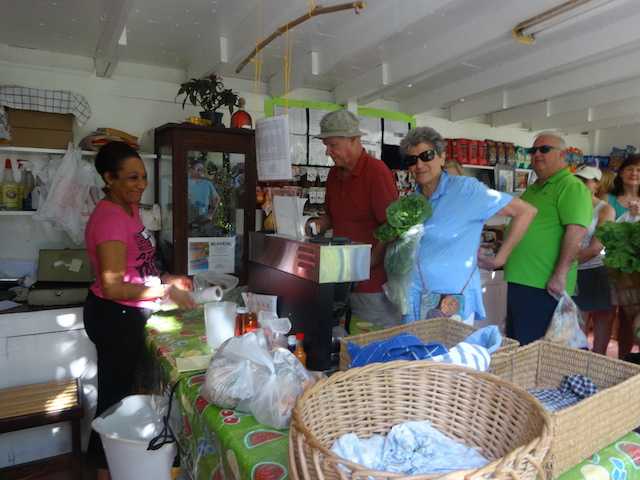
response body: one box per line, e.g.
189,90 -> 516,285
2,0 -> 640,136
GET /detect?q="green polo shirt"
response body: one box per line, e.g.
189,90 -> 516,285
504,167 -> 592,294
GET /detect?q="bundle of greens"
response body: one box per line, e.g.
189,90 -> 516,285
374,194 -> 433,243
595,220 -> 640,273
375,194 -> 433,314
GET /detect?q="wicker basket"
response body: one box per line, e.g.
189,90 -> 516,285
289,361 -> 552,480
339,317 -> 519,370
491,341 -> 640,479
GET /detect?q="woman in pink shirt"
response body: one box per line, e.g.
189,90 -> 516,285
83,141 -> 196,478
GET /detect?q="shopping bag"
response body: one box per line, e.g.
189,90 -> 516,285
544,291 -> 588,349
33,142 -> 102,244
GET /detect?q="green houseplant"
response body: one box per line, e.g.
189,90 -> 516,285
176,75 -> 238,126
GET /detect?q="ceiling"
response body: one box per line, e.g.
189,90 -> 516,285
3,0 -> 640,136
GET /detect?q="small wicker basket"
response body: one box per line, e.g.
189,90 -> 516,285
289,361 -> 553,480
491,341 -> 640,478
339,317 -> 519,370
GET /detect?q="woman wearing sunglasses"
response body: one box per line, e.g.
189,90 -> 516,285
398,127 -> 536,325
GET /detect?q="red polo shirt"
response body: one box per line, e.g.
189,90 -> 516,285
324,149 -> 398,293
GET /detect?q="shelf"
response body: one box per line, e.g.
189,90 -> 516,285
0,145 -> 156,159
0,210 -> 35,216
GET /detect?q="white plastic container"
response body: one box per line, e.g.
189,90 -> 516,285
91,395 -> 176,480
204,301 -> 238,348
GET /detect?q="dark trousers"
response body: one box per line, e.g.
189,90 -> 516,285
83,291 -> 151,469
506,282 -> 559,345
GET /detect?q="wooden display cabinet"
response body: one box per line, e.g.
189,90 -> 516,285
154,123 -> 256,282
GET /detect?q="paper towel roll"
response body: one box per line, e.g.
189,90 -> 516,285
189,285 -> 224,304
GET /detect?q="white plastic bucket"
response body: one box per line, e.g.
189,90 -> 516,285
204,301 -> 238,348
91,395 -> 176,480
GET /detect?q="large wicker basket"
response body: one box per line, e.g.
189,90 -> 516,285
339,317 -> 519,370
289,361 -> 553,480
491,341 -> 640,478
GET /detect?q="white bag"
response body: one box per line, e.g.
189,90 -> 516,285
33,142 -> 102,244
616,209 -> 640,224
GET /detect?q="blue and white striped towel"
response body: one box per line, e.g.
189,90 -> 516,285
347,325 -> 502,371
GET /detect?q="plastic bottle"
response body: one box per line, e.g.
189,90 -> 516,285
294,332 -> 307,367
287,335 -> 296,353
19,161 -> 36,211
243,311 -> 258,334
230,97 -> 252,129
0,159 -> 19,210
235,307 -> 248,336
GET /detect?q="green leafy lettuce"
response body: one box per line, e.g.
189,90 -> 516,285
595,220 -> 640,273
374,194 -> 433,243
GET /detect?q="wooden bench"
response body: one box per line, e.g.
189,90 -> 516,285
0,378 -> 84,480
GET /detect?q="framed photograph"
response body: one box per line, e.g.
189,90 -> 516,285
494,164 -> 515,193
515,170 -> 531,191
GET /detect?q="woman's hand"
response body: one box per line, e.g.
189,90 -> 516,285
169,286 -> 198,310
629,200 -> 640,216
477,251 -> 501,271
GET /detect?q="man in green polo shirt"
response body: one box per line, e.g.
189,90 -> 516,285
504,132 -> 592,345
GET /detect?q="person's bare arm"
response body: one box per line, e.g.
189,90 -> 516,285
98,240 -> 196,309
478,198 -> 537,271
546,224 -> 587,296
577,204 -> 615,264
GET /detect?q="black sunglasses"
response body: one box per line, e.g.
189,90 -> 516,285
405,150 -> 437,167
526,145 -> 562,155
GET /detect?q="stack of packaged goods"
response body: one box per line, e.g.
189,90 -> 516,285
79,128 -> 140,150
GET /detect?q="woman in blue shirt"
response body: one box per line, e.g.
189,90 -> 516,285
399,127 -> 536,324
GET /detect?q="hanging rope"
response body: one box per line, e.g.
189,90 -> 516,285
283,25 -> 294,113
235,1 -> 367,74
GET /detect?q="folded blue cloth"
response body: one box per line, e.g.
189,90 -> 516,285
347,325 -> 502,371
331,420 -> 488,475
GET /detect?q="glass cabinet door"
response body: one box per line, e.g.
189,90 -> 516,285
154,124 -> 256,281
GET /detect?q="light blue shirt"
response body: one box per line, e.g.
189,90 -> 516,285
403,172 -> 512,323
188,179 -> 219,216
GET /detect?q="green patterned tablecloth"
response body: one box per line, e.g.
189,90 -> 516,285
557,429 -> 640,480
144,307 -> 290,480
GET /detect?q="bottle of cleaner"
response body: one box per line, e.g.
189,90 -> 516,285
0,159 -> 19,210
20,161 -> 36,211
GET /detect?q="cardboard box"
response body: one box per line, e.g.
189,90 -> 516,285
7,109 -> 74,149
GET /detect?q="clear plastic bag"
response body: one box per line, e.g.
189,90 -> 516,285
202,329 -> 320,429
544,292 -> 588,349
382,224 -> 424,315
33,143 -> 102,244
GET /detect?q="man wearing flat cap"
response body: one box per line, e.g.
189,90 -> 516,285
311,109 -> 401,328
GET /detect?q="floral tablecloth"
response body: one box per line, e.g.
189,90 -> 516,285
143,308 -> 639,480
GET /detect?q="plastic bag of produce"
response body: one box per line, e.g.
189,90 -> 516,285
544,292 -> 588,349
382,224 -> 424,315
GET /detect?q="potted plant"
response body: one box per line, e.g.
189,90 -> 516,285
176,75 -> 238,126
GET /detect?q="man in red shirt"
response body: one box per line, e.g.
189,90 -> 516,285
312,110 -> 401,328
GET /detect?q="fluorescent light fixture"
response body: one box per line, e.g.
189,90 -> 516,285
513,0 -> 620,44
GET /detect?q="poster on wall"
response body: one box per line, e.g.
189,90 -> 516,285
188,236 -> 236,275
383,119 -> 409,145
255,115 -> 292,181
274,104 -> 307,135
